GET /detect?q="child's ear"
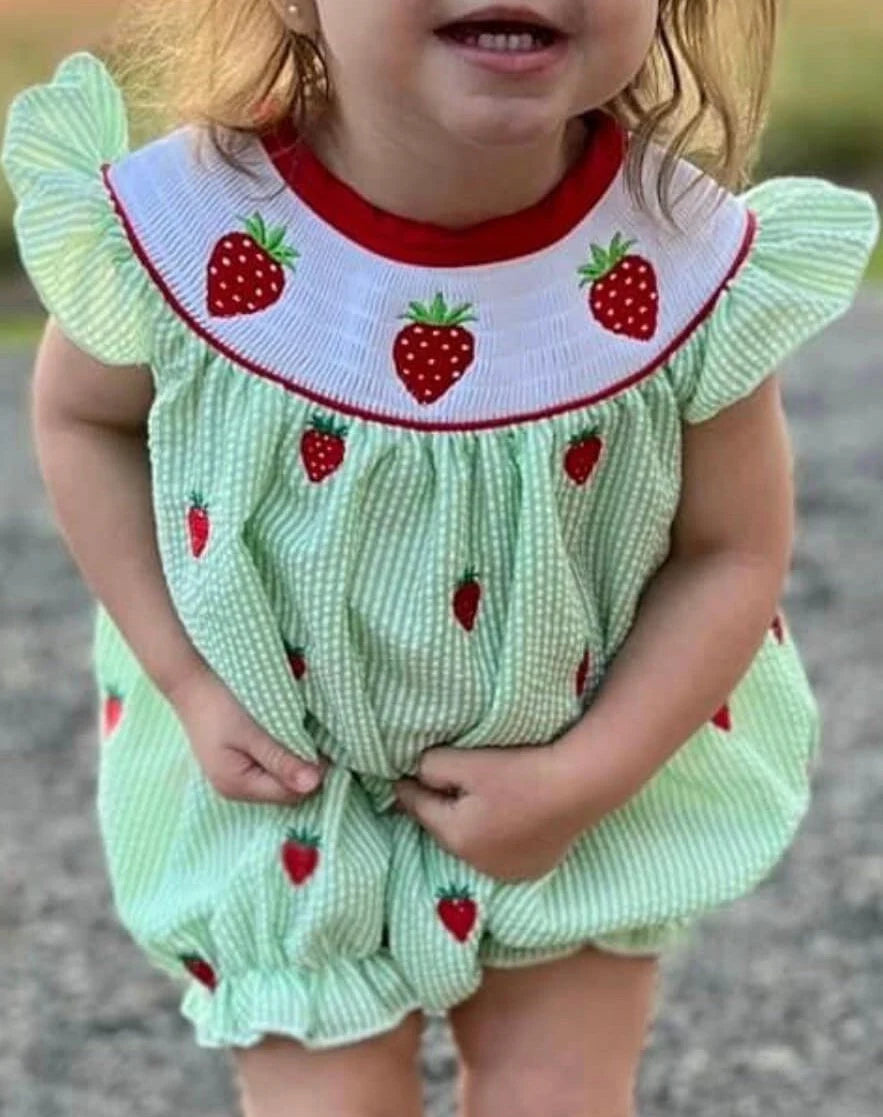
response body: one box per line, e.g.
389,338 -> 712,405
267,0 -> 320,38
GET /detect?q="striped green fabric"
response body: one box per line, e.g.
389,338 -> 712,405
3,53 -> 880,1051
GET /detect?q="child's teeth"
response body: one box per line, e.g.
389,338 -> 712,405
474,30 -> 544,52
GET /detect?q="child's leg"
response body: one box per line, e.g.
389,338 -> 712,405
449,945 -> 659,1117
231,1012 -> 425,1117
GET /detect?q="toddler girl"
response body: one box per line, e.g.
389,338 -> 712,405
3,1 -> 878,1114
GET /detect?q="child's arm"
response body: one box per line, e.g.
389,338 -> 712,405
33,319 -> 203,702
33,320 -> 325,803
558,373 -> 794,809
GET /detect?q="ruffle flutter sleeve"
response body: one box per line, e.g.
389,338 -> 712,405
671,178 -> 880,424
1,52 -> 152,366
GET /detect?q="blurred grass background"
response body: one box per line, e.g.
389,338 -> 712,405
0,0 -> 880,340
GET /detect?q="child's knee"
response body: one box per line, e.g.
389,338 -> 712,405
233,1013 -> 424,1117
461,1059 -> 636,1117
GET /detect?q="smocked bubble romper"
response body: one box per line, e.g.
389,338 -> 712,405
3,53 -> 879,1050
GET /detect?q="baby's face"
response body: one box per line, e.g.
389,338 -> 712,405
314,0 -> 659,147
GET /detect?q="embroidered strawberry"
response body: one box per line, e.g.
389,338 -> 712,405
187,493 -> 211,558
436,885 -> 477,944
393,293 -> 477,405
102,688 -> 124,737
564,431 -> 603,486
578,232 -> 659,341
453,569 -> 482,632
771,613 -> 786,645
712,703 -> 732,731
181,954 -> 217,992
281,829 -> 321,886
285,641 -> 307,680
300,414 -> 348,483
206,213 -> 298,317
575,647 -> 591,697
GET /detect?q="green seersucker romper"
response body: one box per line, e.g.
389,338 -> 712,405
3,53 -> 879,1050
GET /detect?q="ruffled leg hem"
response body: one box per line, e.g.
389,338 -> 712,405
180,955 -> 422,1052
480,919 -> 695,968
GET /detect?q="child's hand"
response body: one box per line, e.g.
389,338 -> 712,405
169,667 -> 328,805
394,741 -> 602,883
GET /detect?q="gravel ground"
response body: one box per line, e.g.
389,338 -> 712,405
1,296 -> 881,1116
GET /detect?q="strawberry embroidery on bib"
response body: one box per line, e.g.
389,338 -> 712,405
181,954 -> 218,992
564,431 -> 604,486
102,687 -> 124,737
187,493 -> 211,558
436,885 -> 478,943
393,294 -> 477,404
300,415 -> 348,483
281,829 -> 321,886
578,233 -> 659,340
206,213 -> 298,317
452,569 -> 482,632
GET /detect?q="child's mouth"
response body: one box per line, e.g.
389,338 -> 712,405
436,18 -> 563,55
434,4 -> 570,74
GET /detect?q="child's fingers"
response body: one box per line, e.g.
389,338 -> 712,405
234,765 -> 306,805
246,734 -> 325,794
395,778 -> 457,845
206,746 -> 316,805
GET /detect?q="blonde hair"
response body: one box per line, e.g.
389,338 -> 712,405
112,0 -> 779,209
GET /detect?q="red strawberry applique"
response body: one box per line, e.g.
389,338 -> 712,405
181,954 -> 217,992
575,647 -> 591,698
578,233 -> 659,341
300,415 -> 348,483
452,569 -> 482,632
564,431 -> 603,486
285,642 -> 307,680
393,294 -> 477,405
281,829 -> 321,886
102,688 -> 124,737
771,613 -> 786,645
712,703 -> 732,732
436,885 -> 477,944
187,493 -> 211,559
206,213 -> 298,317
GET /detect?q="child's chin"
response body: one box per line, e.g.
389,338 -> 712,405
436,97 -> 566,151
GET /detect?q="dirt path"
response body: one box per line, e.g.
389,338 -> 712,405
1,298 -> 882,1115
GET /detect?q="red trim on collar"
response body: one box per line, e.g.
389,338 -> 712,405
102,163 -> 758,434
258,113 -> 626,267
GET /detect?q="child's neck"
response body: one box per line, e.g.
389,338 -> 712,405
306,106 -> 590,229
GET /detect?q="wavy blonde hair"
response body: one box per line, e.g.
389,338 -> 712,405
111,0 -> 779,209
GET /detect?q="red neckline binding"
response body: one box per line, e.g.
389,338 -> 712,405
259,113 -> 626,267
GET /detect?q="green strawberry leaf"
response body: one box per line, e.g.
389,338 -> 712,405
402,293 -> 477,327
447,302 -> 477,326
591,244 -> 608,270
244,213 -> 267,243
